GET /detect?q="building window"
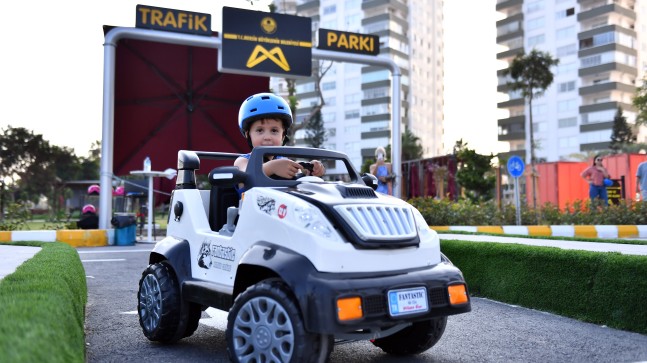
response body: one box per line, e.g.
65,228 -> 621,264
345,110 -> 360,119
526,17 -> 545,31
557,99 -> 577,113
322,81 -> 336,91
528,34 -> 545,47
558,117 -> 577,128
556,8 -> 575,19
558,136 -> 578,148
558,81 -> 576,93
323,5 -> 336,15
556,44 -> 576,57
556,26 -> 575,40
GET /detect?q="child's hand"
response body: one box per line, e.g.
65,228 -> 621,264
311,160 -> 325,177
264,159 -> 303,179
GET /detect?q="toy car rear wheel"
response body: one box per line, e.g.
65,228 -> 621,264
137,262 -> 184,343
226,279 -> 333,363
371,317 -> 447,355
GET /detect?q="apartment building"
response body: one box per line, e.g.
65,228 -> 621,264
496,0 -> 647,162
271,0 -> 444,169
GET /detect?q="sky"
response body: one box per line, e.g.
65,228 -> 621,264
0,0 -> 507,158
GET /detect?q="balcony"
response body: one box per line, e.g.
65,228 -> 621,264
579,82 -> 635,96
577,3 -> 635,22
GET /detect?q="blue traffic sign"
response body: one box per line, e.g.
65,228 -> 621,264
507,156 -> 525,178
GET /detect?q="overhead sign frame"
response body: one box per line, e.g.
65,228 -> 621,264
100,7 -> 403,229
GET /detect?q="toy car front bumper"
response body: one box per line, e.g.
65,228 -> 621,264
297,261 -> 471,336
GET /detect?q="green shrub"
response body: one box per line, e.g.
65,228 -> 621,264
409,197 -> 647,225
441,240 -> 647,334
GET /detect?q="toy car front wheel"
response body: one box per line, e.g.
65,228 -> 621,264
371,317 -> 447,355
226,279 -> 333,363
138,262 -> 185,343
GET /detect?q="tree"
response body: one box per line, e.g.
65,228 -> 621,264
453,140 -> 496,202
0,126 -> 99,215
632,78 -> 647,127
284,61 -> 334,146
304,107 -> 327,148
609,107 -> 636,153
385,127 -> 424,162
503,50 -> 559,209
0,125 -> 49,188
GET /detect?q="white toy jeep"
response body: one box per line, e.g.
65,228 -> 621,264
137,146 -> 471,362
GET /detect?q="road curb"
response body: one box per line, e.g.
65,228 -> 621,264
0,230 -> 111,247
431,225 -> 647,239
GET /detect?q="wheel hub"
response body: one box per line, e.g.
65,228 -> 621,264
254,325 -> 272,349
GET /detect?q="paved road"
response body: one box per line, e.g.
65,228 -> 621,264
80,243 -> 647,363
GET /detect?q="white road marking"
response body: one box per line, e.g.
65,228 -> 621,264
86,276 -> 95,278
77,249 -> 152,254
81,259 -> 126,262
121,311 -> 138,315
200,307 -> 228,330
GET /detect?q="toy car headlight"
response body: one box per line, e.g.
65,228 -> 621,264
292,202 -> 338,241
412,208 -> 432,238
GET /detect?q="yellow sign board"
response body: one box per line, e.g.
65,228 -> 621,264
317,29 -> 379,56
135,5 -> 211,36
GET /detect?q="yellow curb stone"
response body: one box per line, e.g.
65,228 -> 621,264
528,226 -> 552,236
477,226 -> 503,234
574,225 -> 597,238
617,225 -> 639,238
56,230 -> 108,247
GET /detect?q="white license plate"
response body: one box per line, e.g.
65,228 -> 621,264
387,287 -> 429,317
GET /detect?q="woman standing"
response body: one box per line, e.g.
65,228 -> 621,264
580,154 -> 611,206
370,146 -> 393,195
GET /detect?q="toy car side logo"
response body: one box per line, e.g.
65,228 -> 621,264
278,204 -> 287,219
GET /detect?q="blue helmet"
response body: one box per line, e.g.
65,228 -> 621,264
238,93 -> 292,136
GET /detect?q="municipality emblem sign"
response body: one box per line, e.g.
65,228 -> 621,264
219,7 -> 312,78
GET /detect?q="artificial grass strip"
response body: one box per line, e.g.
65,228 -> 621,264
0,242 -> 87,363
441,239 -> 647,334
436,229 -> 647,246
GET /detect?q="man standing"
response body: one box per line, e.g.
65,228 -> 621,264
636,155 -> 647,201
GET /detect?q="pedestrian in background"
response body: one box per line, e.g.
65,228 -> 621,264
370,146 -> 393,195
580,154 -> 611,206
636,154 -> 647,201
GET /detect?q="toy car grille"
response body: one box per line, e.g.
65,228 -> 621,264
333,204 -> 416,240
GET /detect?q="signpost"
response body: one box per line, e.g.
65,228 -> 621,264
507,155 -> 525,226
219,7 -> 312,78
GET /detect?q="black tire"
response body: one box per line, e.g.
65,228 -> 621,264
226,279 -> 333,363
371,317 -> 447,356
137,262 -> 185,343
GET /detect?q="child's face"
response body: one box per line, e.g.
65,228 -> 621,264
247,118 -> 284,147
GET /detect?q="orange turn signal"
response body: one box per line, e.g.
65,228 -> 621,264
337,296 -> 363,321
448,284 -> 469,305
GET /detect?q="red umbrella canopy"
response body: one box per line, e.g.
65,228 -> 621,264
111,29 -> 268,182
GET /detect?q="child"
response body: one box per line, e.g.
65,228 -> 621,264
234,92 -> 325,179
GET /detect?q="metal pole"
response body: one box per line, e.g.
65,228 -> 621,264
147,176 -> 153,242
312,49 -> 402,198
514,177 -> 521,226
